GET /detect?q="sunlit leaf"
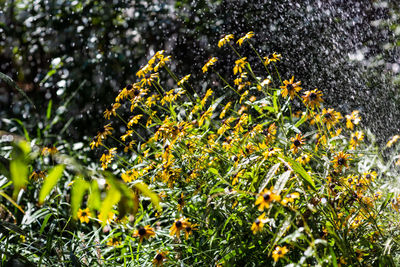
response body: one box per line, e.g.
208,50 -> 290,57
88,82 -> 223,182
39,164 -> 65,204
71,177 -> 90,219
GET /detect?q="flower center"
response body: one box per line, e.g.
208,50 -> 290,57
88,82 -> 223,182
255,218 -> 261,225
263,193 -> 271,201
155,254 -> 163,261
293,140 -> 301,147
185,226 -> 192,232
175,221 -> 182,228
366,174 -> 371,179
286,84 -> 294,91
138,228 -> 147,236
309,92 -> 317,100
324,113 -> 332,120
126,84 -> 133,90
338,158 -> 345,165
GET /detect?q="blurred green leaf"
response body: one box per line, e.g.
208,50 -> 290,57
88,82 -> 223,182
87,180 -> 101,211
39,164 -> 65,204
71,177 -> 90,219
133,182 -> 161,212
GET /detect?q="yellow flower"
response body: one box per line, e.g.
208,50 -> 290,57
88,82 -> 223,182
127,114 -> 143,128
96,123 -> 113,140
77,208 -> 91,224
121,169 -> 138,183
280,76 -> 301,99
233,57 -> 247,75
136,64 -> 153,78
281,192 -> 300,206
154,55 -> 171,72
255,188 -> 281,211
218,34 -> 234,48
29,170 -> 46,181
236,31 -> 254,46
349,131 -> 364,149
272,246 -> 289,262
302,89 -> 323,109
296,154 -> 310,165
332,151 -> 351,170
387,135 -> 400,148
133,225 -> 156,243
100,147 -> 117,169
251,213 -> 266,234
201,88 -> 213,107
169,217 -> 189,238
153,251 -> 168,266
290,133 -> 305,154
177,193 -> 185,212
103,103 -> 121,120
202,57 -> 218,73
140,72 -> 159,87
219,102 -> 232,119
177,74 -> 191,86
263,52 -> 281,65
320,108 -> 342,130
184,222 -> 198,240
345,110 -> 361,130
41,144 -> 58,156
107,237 -> 121,247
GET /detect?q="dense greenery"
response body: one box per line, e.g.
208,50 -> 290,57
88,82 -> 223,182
2,32 -> 400,266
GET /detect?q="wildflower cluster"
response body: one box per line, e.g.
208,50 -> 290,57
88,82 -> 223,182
87,32 -> 398,265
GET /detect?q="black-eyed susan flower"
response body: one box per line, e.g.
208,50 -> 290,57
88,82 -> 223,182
107,237 -> 121,247
251,213 -> 266,234
272,246 -> 289,262
148,50 -> 165,66
153,251 -> 168,266
29,170 -> 46,181
41,144 -> 58,156
233,57 -> 248,75
77,208 -> 91,224
302,89 -> 323,109
170,217 -> 189,238
136,64 -> 153,78
154,55 -> 171,72
280,76 -> 302,99
281,192 -> 300,206
296,153 -> 311,165
121,169 -> 138,183
90,136 -> 103,150
201,88 -> 213,107
255,188 -> 281,211
257,78 -> 272,91
140,72 -> 159,87
219,102 -> 232,119
349,131 -> 364,149
177,193 -> 185,212
202,57 -> 218,73
263,52 -> 281,65
361,171 -> 377,184
127,114 -> 143,128
236,31 -> 254,46
321,108 -> 342,129
184,222 -> 198,240
290,133 -> 305,154
218,34 -> 234,48
177,74 -> 191,86
332,151 -> 351,170
100,147 -> 117,170
387,135 -> 400,148
103,103 -> 121,120
96,123 -> 113,140
345,110 -> 361,130
133,225 -> 156,243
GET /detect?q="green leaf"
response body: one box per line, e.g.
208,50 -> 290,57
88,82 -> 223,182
46,100 -> 52,120
39,164 -> 65,204
100,186 -> 121,225
273,170 -> 291,196
0,71 -> 36,110
88,180 -> 101,211
39,213 -> 53,235
134,182 -> 161,212
208,168 -> 219,176
294,114 -> 307,128
258,163 -> 280,193
71,177 -> 90,219
11,119 -> 30,141
281,156 -> 316,190
10,159 -> 28,200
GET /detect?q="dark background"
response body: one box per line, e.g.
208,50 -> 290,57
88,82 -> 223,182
1,0 -> 399,145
